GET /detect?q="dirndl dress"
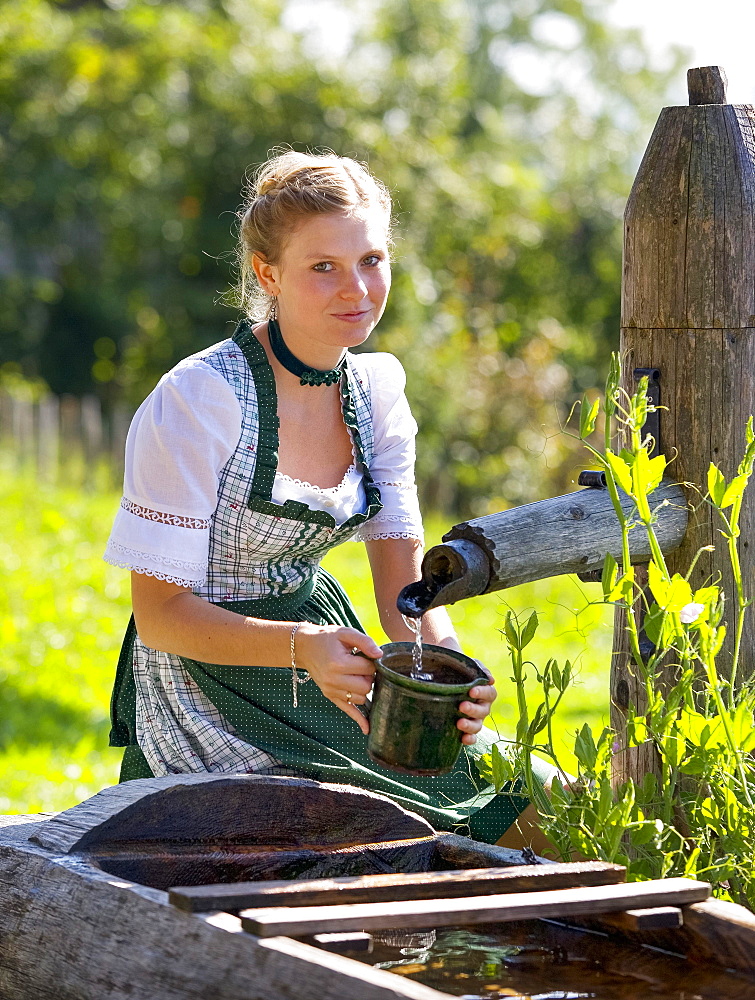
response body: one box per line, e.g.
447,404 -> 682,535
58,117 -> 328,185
106,321 -> 542,843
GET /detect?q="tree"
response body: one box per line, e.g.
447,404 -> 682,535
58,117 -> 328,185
0,0 -> 684,512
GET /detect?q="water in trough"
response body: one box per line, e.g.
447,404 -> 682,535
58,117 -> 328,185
352,920 -> 752,999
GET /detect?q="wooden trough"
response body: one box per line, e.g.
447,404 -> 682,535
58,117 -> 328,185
2,774 -> 755,1000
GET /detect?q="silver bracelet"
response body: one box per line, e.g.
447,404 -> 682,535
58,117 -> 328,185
290,621 -> 311,708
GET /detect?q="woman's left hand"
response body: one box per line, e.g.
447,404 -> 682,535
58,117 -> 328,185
457,663 -> 497,746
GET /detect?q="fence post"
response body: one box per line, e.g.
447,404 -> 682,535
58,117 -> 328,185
10,394 -> 35,473
611,66 -> 755,784
37,394 -> 60,482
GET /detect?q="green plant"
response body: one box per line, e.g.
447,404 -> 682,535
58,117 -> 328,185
481,354 -> 755,910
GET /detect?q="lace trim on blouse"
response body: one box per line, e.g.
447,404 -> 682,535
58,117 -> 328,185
369,513 -> 419,523
275,464 -> 357,496
121,497 -> 212,530
105,540 -> 206,588
364,530 -> 423,540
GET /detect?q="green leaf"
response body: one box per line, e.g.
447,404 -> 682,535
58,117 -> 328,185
579,394 -> 600,439
647,561 -> 669,606
646,453 -> 667,492
731,699 -> 755,746
693,585 -> 719,607
643,601 -> 664,645
605,450 -> 632,493
660,724 -> 683,769
626,714 -> 648,746
491,742 -> 515,791
712,624 -> 727,657
721,474 -> 749,509
608,570 -> 635,604
666,574 -> 694,613
630,448 -> 663,516
601,552 -> 618,601
574,723 -> 598,770
641,771 -> 657,802
527,703 -> 549,740
502,612 -> 518,648
547,659 -> 561,691
630,821 -> 658,846
561,660 -> 572,690
520,610 -> 539,649
707,463 -> 727,506
631,449 -> 666,495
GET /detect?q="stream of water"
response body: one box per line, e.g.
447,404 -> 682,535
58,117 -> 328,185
401,613 -> 433,681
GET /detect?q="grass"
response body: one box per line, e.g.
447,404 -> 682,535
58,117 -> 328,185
0,460 -> 613,814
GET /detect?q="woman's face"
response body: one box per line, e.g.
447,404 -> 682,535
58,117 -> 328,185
257,208 -> 392,366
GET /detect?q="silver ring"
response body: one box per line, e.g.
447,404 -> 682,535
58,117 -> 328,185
350,647 -> 360,656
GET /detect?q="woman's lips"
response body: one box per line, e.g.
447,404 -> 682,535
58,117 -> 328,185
333,310 -> 370,322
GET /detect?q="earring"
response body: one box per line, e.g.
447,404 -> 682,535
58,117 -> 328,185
269,297 -> 278,321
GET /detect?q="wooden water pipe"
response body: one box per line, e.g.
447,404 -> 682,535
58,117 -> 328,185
397,477 -> 688,617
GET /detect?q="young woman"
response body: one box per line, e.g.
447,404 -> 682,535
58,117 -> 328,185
105,151 -> 550,844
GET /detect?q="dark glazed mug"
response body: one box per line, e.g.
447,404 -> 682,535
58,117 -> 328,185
365,642 -> 490,776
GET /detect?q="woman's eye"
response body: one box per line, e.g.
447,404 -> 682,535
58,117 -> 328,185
363,254 -> 382,266
312,261 -> 333,272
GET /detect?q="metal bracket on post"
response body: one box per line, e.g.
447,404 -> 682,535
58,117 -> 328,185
633,367 -> 661,458
575,470 -> 607,582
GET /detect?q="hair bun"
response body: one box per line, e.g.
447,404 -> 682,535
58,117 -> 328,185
257,175 -> 282,196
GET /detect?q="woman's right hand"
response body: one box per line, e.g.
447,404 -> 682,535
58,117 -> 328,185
294,624 -> 382,734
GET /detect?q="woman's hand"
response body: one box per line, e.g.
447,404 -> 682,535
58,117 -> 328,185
457,663 -> 497,746
295,624 -> 381,734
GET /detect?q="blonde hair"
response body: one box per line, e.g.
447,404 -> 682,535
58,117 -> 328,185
236,150 -> 393,318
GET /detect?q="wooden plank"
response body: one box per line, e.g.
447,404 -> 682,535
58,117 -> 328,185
170,860 -> 626,913
307,932 -> 373,954
600,905 -> 683,931
240,877 -> 711,938
30,774 -> 435,854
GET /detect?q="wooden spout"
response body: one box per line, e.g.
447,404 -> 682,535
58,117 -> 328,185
396,482 -> 688,616
687,66 -> 728,105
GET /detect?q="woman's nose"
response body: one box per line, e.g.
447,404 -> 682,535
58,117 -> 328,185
339,268 -> 368,300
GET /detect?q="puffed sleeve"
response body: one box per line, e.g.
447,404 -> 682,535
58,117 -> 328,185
354,353 -> 424,544
103,359 -> 242,588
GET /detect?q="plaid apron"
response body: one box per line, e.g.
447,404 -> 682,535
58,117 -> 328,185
110,322 -> 532,841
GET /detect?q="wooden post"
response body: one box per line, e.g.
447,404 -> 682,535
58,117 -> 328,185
611,66 -> 755,783
37,394 -> 60,483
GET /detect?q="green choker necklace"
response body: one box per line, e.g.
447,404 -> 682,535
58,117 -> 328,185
268,318 -> 346,387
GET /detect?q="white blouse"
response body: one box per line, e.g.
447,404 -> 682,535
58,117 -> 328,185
104,346 -> 423,588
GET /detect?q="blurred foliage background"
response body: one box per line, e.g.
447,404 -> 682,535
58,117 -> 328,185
0,0 -> 685,516
1,0 -> 686,812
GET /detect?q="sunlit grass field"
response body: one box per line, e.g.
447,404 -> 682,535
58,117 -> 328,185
0,462 -> 613,815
